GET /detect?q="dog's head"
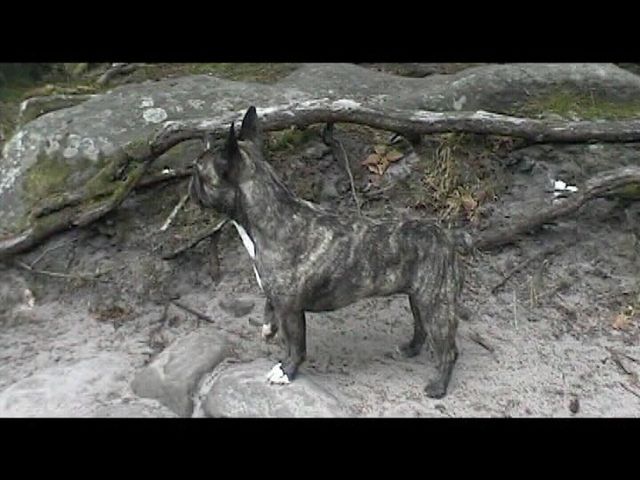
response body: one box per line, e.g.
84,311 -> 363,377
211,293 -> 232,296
189,106 -> 263,214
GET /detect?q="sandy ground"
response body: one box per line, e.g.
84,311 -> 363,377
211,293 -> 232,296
1,207 -> 639,417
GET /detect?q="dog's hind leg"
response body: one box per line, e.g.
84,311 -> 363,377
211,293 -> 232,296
399,295 -> 429,358
423,299 -> 459,399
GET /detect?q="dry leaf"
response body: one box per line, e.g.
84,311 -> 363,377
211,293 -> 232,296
386,149 -> 404,162
460,194 -> 478,212
362,154 -> 381,166
612,313 -> 632,331
373,145 -> 387,156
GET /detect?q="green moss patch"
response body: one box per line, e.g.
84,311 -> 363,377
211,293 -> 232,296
127,63 -> 299,85
516,88 -> 640,120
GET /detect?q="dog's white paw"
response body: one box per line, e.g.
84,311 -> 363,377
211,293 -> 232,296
261,323 -> 275,340
266,363 -> 290,385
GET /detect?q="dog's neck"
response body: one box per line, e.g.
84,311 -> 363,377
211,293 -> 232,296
229,157 -> 302,256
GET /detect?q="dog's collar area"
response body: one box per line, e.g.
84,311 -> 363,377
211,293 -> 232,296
232,220 -> 256,259
231,220 -> 264,291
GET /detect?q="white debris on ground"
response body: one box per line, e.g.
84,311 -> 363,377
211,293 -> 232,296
553,179 -> 579,201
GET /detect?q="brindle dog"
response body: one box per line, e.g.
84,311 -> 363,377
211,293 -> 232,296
189,106 -> 464,398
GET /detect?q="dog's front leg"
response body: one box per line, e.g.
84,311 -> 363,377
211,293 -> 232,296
261,299 -> 278,341
266,305 -> 306,385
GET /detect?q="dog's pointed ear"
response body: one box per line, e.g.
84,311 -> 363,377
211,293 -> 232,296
239,106 -> 261,145
214,122 -> 241,177
224,123 -> 240,158
203,132 -> 216,152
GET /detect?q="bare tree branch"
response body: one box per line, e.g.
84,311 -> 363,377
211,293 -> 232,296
4,100 -> 640,259
473,166 -> 640,250
155,99 -> 640,144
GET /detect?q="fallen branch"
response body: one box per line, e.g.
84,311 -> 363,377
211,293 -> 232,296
619,382 -> 640,400
28,237 -> 77,268
161,218 -> 228,260
0,135 -> 187,258
31,167 -> 192,219
170,299 -> 215,323
468,331 -> 495,353
155,99 -> 640,145
15,259 -> 113,283
322,123 -> 362,216
5,100 -> 640,259
159,193 -> 189,232
607,347 -> 639,383
472,166 -> 640,251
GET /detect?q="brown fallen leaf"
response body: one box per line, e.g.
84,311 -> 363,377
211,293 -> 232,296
612,312 -> 632,331
460,194 -> 478,212
362,153 -> 380,166
373,145 -> 387,156
386,149 -> 404,162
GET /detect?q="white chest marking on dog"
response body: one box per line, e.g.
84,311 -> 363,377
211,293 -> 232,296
266,363 -> 290,384
261,323 -> 275,339
253,266 -> 264,291
232,221 -> 263,291
232,221 -> 255,259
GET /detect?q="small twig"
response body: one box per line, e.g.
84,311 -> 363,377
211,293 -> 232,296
161,219 -> 228,260
65,242 -> 77,272
337,139 -> 361,217
468,330 -> 495,353
171,299 -> 215,323
322,123 -> 362,217
159,193 -> 189,232
491,242 -> 567,294
619,382 -> 640,400
361,183 -> 396,200
611,353 -> 634,376
29,237 -> 77,268
15,260 -> 113,283
513,289 -> 518,328
607,347 -> 639,381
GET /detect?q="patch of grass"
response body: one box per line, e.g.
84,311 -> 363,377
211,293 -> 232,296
413,133 -> 507,224
266,126 -> 318,153
517,88 -> 640,120
126,63 -> 298,85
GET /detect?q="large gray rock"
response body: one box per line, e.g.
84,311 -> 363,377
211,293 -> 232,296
17,94 -> 98,126
91,400 -> 179,418
2,63 -> 640,235
131,328 -> 229,417
201,358 -> 349,417
0,353 -> 129,417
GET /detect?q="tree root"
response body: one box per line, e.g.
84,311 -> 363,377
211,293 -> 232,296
472,166 -> 640,251
3,101 -> 640,259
